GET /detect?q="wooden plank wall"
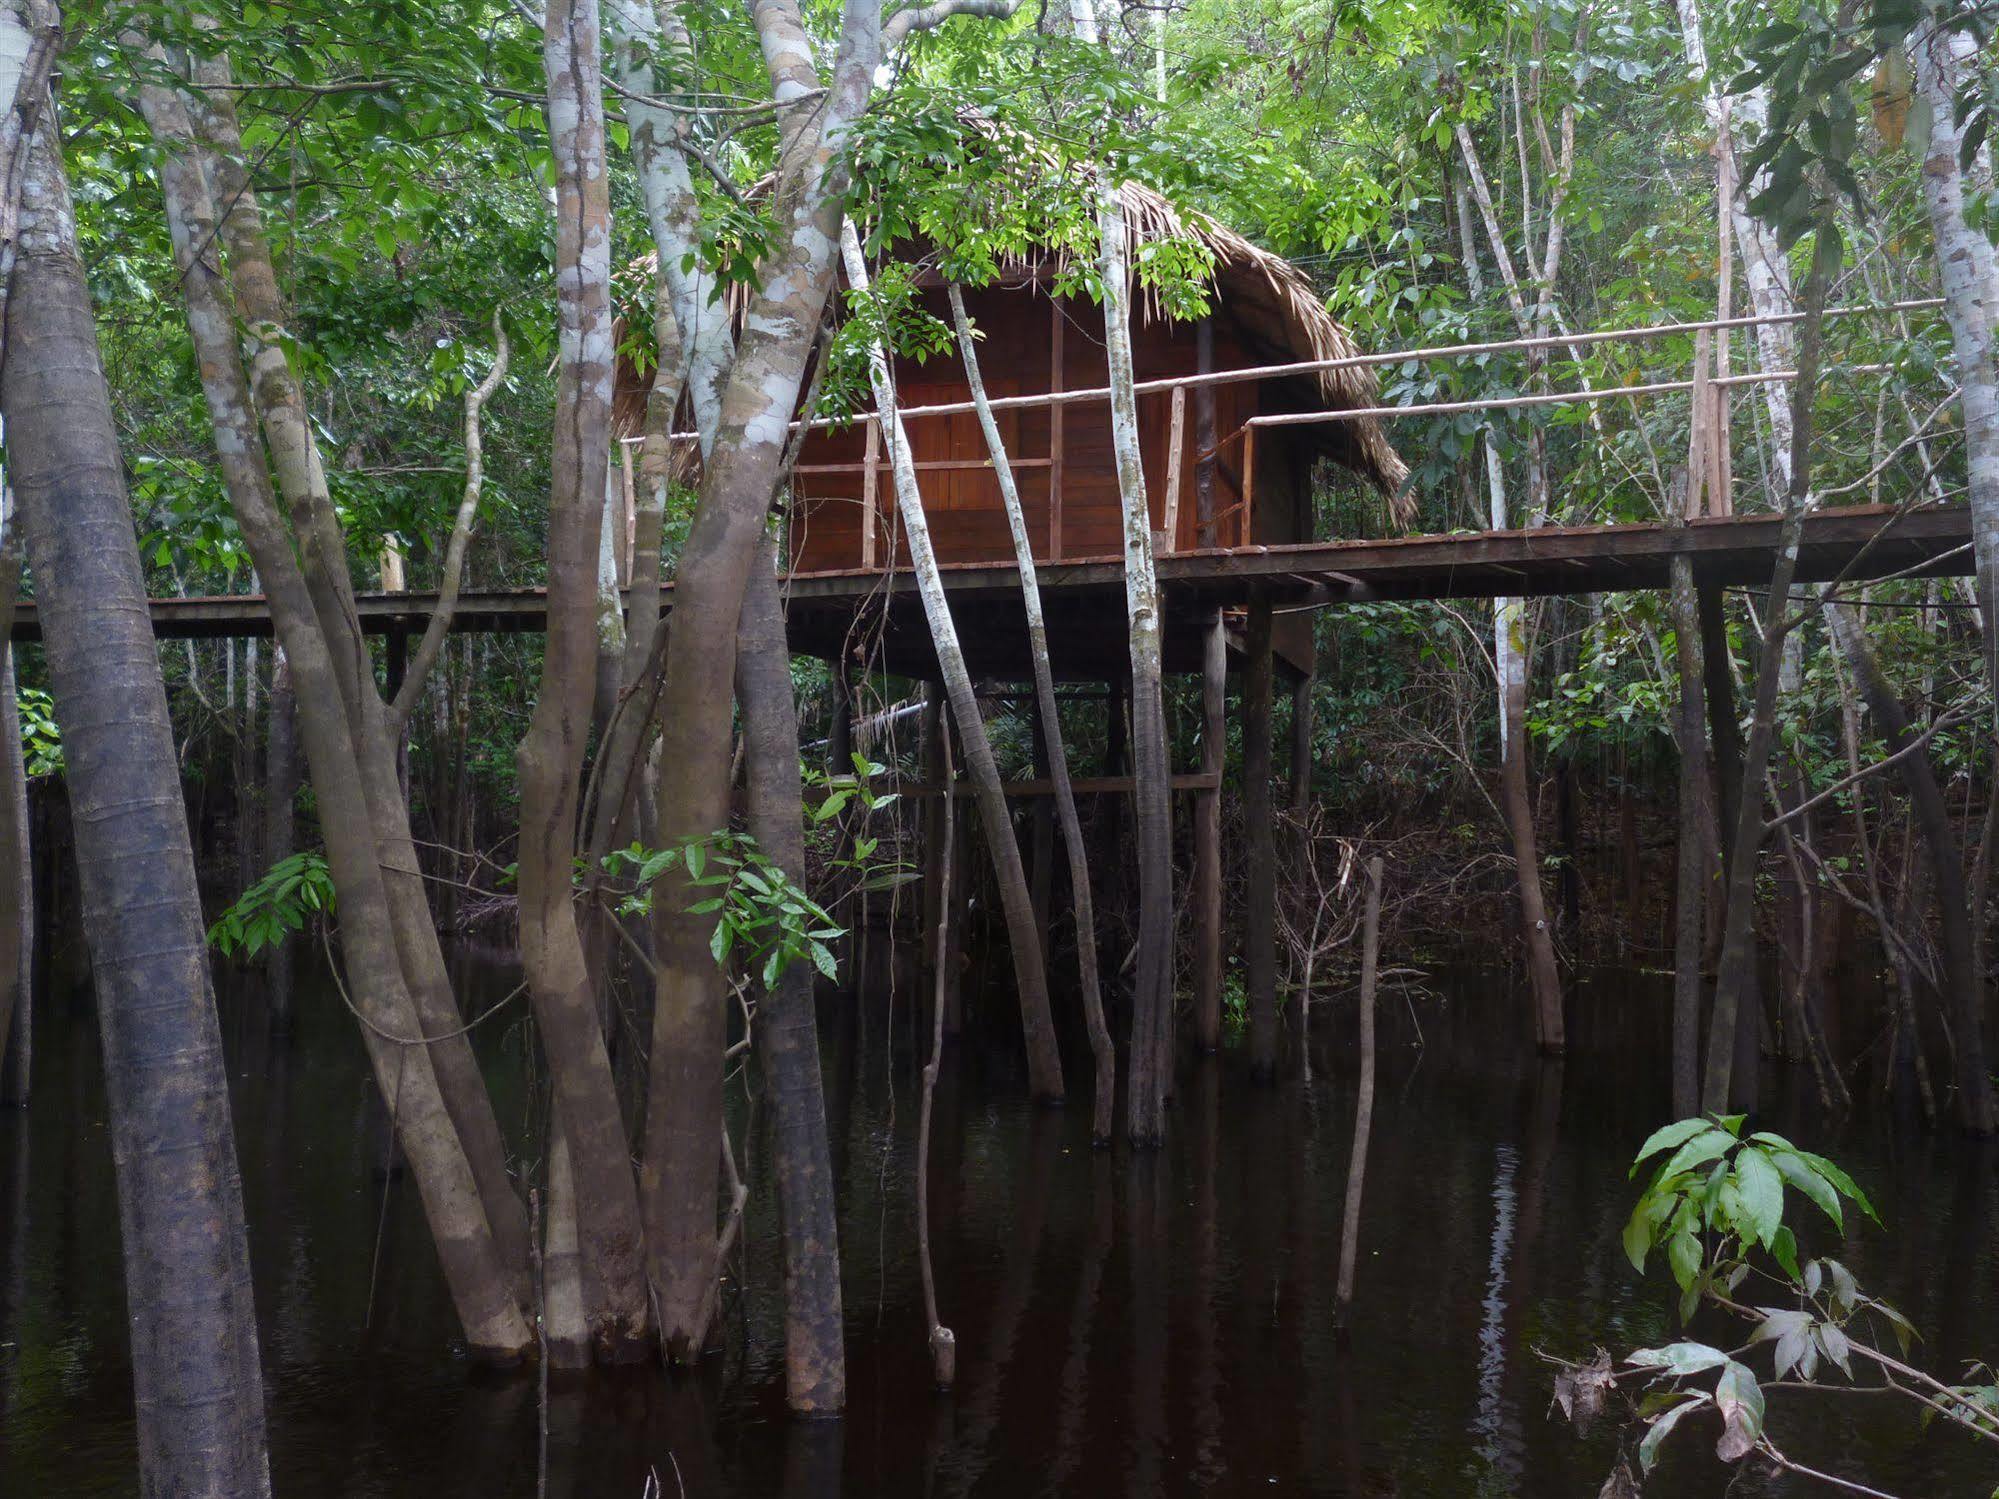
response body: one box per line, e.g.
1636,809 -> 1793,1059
789,284 -> 1285,574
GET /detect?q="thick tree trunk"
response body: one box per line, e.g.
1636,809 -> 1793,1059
0,520 -> 27,1089
514,0 -> 651,1360
4,104 -> 271,1496
641,6 -> 880,1346
734,538 -> 845,1411
947,283 -> 1112,1138
134,65 -> 534,1355
839,223 -> 1063,1101
1910,20 -> 1999,713
1244,597 -> 1279,1078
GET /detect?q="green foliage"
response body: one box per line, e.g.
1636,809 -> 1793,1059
1606,1118 -> 1976,1476
209,853 -> 337,959
15,687 -> 61,778
604,831 -> 846,989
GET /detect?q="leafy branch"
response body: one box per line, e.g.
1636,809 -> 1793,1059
1552,1116 -> 1999,1496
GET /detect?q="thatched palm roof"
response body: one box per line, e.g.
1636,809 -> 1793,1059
616,165 -> 1408,507
1110,179 -> 1408,502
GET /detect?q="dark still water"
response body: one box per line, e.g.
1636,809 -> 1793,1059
3,961 -> 1997,1497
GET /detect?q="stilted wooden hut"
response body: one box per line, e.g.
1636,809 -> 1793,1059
615,183 -> 1406,680
780,183 -> 1407,678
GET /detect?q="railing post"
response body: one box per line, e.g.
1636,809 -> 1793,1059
861,415 -> 879,570
1240,424 -> 1256,546
1049,294 -> 1066,560
1158,384 -> 1186,555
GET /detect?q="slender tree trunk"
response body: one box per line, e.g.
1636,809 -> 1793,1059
514,0 -> 651,1360
1667,552 -> 1709,1118
839,223 -> 1063,1101
1703,230 -> 1835,1114
1454,179 -> 1563,1053
4,98 -> 270,1496
1334,857 -> 1384,1325
734,538 -> 846,1410
947,283 -> 1111,1138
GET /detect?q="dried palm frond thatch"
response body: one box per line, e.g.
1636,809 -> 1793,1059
615,149 -> 1408,512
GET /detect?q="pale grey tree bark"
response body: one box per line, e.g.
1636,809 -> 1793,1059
4,78 -> 270,1494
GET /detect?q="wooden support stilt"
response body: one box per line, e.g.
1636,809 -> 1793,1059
1244,593 -> 1278,1080
1193,609 -> 1226,1052
1695,582 -> 1760,1111
1288,668 -> 1315,814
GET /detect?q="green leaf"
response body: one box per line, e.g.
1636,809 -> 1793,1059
1732,1146 -> 1784,1250
1667,1229 -> 1703,1292
709,921 -> 731,966
1795,1151 -> 1880,1226
1632,1118 -> 1712,1174
1639,1393 -> 1706,1473
1770,1152 -> 1841,1231
1769,1225 -> 1802,1283
1653,1128 -> 1736,1186
1631,1119 -> 1711,1175
1623,1203 -> 1655,1273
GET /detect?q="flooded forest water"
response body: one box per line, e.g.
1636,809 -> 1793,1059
2,957 -> 1996,1497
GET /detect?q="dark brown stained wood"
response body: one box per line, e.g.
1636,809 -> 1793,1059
21,505 -> 1973,682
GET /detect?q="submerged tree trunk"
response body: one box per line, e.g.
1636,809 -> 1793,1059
839,222 -> 1063,1101
514,0 -> 651,1361
947,283 -> 1111,1139
4,99 -> 270,1496
639,3 -> 882,1349
1334,856 -> 1384,1326
734,539 -> 846,1411
1066,0 -> 1173,1141
133,60 -> 534,1357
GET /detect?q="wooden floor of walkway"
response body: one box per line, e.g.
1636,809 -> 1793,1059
11,504 -> 1970,680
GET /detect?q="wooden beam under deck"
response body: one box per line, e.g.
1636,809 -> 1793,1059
9,505 -> 1970,679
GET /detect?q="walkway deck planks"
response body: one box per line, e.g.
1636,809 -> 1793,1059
10,504 -> 1969,679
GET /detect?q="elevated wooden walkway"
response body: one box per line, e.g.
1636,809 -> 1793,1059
10,504 -> 1969,681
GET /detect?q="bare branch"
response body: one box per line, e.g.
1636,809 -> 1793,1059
885,0 -> 1023,43
390,307 -> 511,729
